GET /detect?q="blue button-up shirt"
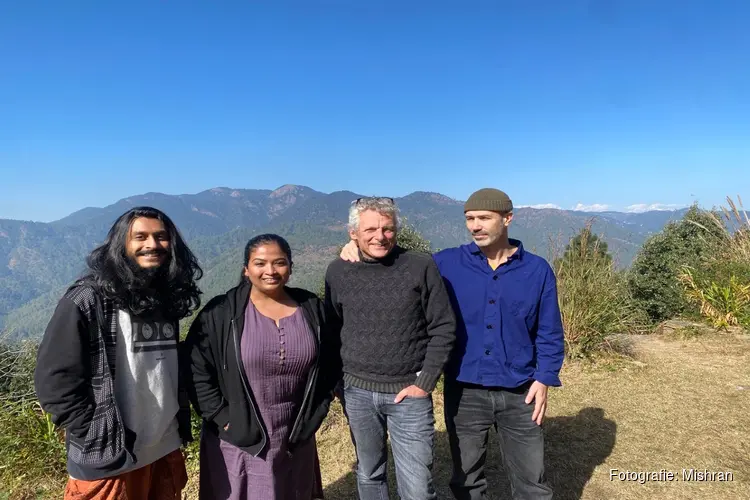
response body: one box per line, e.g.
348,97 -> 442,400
432,239 -> 564,388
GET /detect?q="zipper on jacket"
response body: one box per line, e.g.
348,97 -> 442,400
231,318 -> 267,455
98,298 -> 137,466
223,330 -> 229,371
288,323 -> 321,456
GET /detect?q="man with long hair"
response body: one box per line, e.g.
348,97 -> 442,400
34,206 -> 203,499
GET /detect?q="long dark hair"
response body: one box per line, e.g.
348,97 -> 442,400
83,206 -> 203,319
239,234 -> 293,285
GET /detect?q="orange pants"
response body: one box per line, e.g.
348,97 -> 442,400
63,449 -> 188,500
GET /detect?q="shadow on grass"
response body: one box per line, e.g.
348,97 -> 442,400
323,407 -> 616,500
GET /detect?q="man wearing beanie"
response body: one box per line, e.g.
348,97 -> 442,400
340,188 -> 564,499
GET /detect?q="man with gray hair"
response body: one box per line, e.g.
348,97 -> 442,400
324,196 -> 456,500
340,188 -> 564,500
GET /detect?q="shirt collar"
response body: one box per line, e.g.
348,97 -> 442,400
468,238 -> 525,262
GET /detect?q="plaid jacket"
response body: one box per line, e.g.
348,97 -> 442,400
34,281 -> 192,481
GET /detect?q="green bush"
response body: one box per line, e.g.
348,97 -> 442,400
679,266 -> 750,329
628,205 -> 723,323
393,221 -> 434,253
559,227 -> 612,266
676,197 -> 750,329
554,225 -> 647,358
184,407 -> 203,473
0,340 -> 37,399
0,341 -> 66,497
0,400 -> 67,496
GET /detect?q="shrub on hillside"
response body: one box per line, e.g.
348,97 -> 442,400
706,196 -> 750,264
0,340 -> 66,496
554,225 -> 647,358
677,196 -> 750,329
679,267 -> 750,329
0,399 -> 67,496
392,222 -> 434,253
628,205 -> 724,324
0,339 -> 38,403
559,227 -> 612,266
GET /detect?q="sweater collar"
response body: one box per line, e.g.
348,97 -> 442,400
357,245 -> 403,266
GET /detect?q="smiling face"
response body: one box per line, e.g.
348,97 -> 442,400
125,217 -> 171,269
350,209 -> 397,259
243,242 -> 292,294
464,210 -> 512,248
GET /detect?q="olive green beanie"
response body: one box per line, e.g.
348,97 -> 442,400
463,188 -> 513,213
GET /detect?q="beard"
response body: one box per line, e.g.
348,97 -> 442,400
122,255 -> 173,317
126,253 -> 170,289
472,233 -> 498,247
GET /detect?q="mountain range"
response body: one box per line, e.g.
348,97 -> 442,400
0,185 -> 689,340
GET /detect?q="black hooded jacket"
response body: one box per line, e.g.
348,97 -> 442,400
181,281 -> 341,455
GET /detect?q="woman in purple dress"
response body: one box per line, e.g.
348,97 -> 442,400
183,234 -> 340,499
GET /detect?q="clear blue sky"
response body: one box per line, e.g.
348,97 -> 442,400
2,1 -> 748,222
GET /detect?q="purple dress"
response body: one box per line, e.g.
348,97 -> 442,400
200,301 -> 323,500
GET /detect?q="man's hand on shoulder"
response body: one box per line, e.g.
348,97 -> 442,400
525,380 -> 548,425
394,385 -> 429,403
340,240 -> 360,262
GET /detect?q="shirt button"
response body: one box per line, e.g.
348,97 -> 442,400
489,299 -> 496,304
486,324 -> 493,329
485,349 -> 491,355
493,275 -> 498,280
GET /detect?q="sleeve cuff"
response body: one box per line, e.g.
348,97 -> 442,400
414,370 -> 442,393
533,370 -> 562,387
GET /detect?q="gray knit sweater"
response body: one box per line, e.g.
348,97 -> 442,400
324,246 -> 456,393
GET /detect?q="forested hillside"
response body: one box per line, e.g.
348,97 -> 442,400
0,185 -> 688,339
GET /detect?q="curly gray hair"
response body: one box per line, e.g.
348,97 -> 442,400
348,197 -> 400,231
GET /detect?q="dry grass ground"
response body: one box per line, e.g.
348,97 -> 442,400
313,324 -> 750,500
180,323 -> 750,499
6,324 -> 747,499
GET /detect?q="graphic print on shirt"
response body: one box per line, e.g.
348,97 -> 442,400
130,316 -> 178,353
115,310 -> 183,467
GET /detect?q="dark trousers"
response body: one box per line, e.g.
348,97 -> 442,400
444,378 -> 553,500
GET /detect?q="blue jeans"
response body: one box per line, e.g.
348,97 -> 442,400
444,378 -> 553,500
341,382 -> 437,500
